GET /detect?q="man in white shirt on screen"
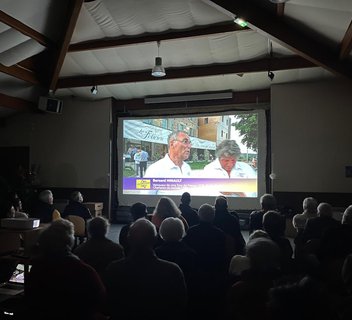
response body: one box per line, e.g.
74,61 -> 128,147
203,139 -> 257,179
144,130 -> 192,178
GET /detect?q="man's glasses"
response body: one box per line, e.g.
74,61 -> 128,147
174,138 -> 192,145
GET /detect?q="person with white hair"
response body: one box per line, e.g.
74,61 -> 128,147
302,202 -> 340,244
292,197 -> 318,232
103,218 -> 187,320
203,139 -> 256,179
31,189 -> 61,223
144,130 -> 192,178
25,218 -> 107,319
155,217 -> 196,284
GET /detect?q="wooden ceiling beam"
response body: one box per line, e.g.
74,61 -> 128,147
0,10 -> 53,48
340,19 -> 352,60
49,0 -> 84,91
57,56 -> 314,88
0,63 -> 39,84
68,22 -> 248,52
0,93 -> 36,111
203,0 -> 352,79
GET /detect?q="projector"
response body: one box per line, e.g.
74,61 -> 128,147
1,218 -> 40,229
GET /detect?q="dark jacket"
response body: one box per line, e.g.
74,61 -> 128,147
62,200 -> 92,220
179,204 -> 199,227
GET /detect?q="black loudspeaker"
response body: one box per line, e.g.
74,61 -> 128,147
38,96 -> 63,114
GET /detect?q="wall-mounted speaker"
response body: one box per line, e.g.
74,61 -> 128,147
38,96 -> 63,114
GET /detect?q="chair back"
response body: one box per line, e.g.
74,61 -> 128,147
66,215 -> 86,237
52,209 -> 61,221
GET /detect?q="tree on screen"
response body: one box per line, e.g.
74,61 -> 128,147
232,113 -> 258,152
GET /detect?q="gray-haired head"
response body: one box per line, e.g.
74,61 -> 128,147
248,229 -> 270,242
303,197 -> 318,213
260,193 -> 277,211
342,205 -> 352,225
317,202 -> 332,218
246,237 -> 281,271
167,130 -> 189,145
198,203 -> 215,223
128,218 -> 157,249
38,218 -> 75,254
215,140 -> 241,159
159,217 -> 185,242
39,189 -> 53,205
87,216 -> 109,238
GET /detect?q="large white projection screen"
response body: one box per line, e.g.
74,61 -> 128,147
117,110 -> 267,210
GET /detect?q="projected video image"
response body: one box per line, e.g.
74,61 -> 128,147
121,114 -> 258,197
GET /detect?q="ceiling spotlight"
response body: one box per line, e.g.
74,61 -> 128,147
91,85 -> 98,95
151,41 -> 166,77
234,17 -> 248,28
268,71 -> 275,81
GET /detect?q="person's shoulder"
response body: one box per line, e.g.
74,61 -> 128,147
203,160 -> 217,170
250,210 -> 263,216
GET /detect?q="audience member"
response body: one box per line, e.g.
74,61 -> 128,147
74,216 -> 124,276
213,195 -> 245,256
11,196 -> 29,218
31,189 -> 61,223
183,203 -> 228,319
103,218 -> 187,320
155,217 -> 197,285
25,218 -> 107,320
292,197 -> 318,232
249,193 -> 277,234
119,201 -> 148,255
151,196 -> 189,230
263,210 -> 293,274
227,237 -> 281,320
302,202 -> 339,245
178,192 -> 199,227
316,205 -> 352,295
62,191 -> 92,221
267,276 -> 338,320
293,197 -> 319,259
4,200 -> 28,219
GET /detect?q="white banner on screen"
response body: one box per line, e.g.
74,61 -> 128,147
124,120 -> 216,150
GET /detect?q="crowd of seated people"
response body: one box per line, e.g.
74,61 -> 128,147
3,189 -> 352,320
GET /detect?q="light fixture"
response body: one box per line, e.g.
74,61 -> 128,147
270,0 -> 289,3
91,85 -> 98,95
268,71 -> 275,81
234,17 -> 248,28
144,91 -> 233,104
151,41 -> 166,77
